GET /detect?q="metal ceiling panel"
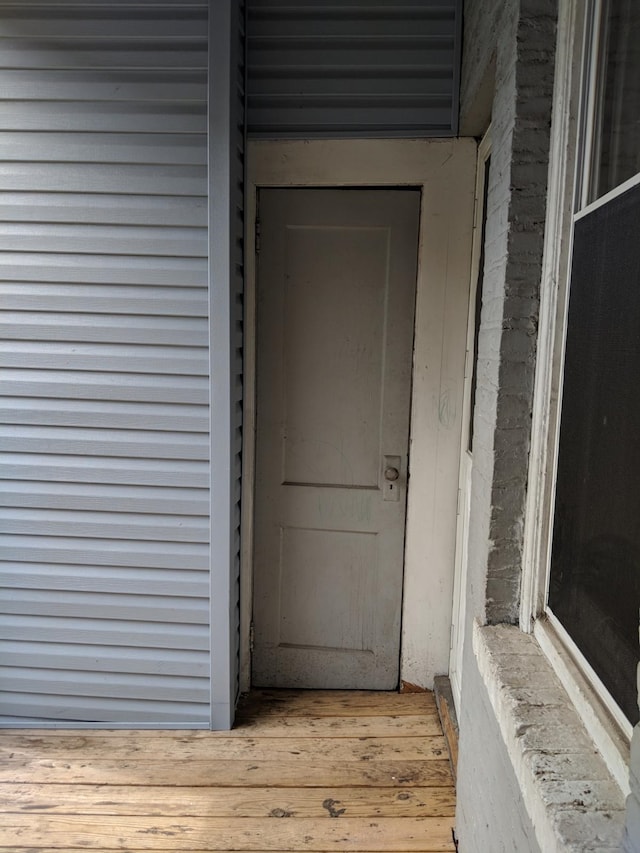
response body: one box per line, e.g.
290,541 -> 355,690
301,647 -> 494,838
247,0 -> 461,137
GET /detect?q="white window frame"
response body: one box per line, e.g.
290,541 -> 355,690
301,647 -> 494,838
521,0 -> 635,793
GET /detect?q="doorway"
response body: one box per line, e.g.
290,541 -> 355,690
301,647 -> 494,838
241,140 -> 476,694
251,188 -> 420,689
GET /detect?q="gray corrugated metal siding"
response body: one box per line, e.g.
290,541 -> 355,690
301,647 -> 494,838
247,0 -> 461,137
0,0 -> 212,725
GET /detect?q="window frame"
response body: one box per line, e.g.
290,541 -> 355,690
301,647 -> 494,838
521,0 -> 636,792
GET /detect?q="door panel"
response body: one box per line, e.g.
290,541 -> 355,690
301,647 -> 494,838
252,188 -> 420,689
281,226 -> 385,488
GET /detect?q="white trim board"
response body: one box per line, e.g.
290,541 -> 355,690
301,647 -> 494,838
241,139 -> 476,692
449,126 -> 492,711
520,0 -> 586,630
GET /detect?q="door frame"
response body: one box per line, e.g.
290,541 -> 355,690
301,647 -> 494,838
240,139 -> 476,693
449,127 -> 492,709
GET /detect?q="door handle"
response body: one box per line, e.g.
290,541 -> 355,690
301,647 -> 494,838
383,455 -> 401,501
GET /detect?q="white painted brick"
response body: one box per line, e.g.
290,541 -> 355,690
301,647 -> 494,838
528,750 -> 620,784
552,811 -> 627,851
463,624 -> 627,853
539,780 -> 626,812
624,787 -> 640,852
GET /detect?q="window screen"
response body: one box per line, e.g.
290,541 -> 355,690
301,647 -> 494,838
549,181 -> 640,724
591,0 -> 640,200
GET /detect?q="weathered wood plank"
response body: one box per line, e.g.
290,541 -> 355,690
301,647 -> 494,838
1,759 -> 453,788
0,735 -> 448,763
3,713 -> 441,739
2,815 -> 456,851
237,691 -> 437,717
0,784 -> 456,818
232,714 -> 443,738
433,684 -> 458,785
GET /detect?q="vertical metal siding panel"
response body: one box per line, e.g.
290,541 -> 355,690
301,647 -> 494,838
0,0 -> 211,726
208,0 -> 244,730
232,0 -> 246,713
246,0 -> 461,137
208,0 -> 235,731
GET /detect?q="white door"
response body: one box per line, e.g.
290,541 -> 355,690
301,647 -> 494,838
252,188 -> 420,689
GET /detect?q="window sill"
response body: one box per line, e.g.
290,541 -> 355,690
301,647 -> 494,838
473,621 -> 627,852
534,613 -> 632,790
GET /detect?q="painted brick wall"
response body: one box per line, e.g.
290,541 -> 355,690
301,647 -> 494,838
456,0 -> 557,848
486,1 -> 556,625
460,0 -> 557,628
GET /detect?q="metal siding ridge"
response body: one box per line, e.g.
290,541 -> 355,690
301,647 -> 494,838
0,16 -> 208,40
0,163 -> 208,196
0,316 -> 209,347
1,615 -> 210,649
0,0 -> 208,6
1,641 -> 210,677
1,342 -> 209,374
0,133 -> 208,165
2,672 -> 210,703
0,425 -> 210,458
0,509 -> 211,543
1,695 -> 211,725
2,399 -> 210,432
0,43 -> 208,71
0,192 -> 208,226
2,454 -> 210,488
1,67 -> 207,90
3,591 -> 211,623
1,481 -> 209,507
0,101 -> 208,133
0,225 -> 208,258
1,564 -> 210,595
1,284 -> 209,316
0,536 -> 209,572
0,258 -> 207,286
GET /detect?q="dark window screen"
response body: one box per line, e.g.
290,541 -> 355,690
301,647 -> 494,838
549,181 -> 640,724
592,0 -> 640,201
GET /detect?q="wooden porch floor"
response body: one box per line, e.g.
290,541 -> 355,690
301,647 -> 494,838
1,690 -> 457,852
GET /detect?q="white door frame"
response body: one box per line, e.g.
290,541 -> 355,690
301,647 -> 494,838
240,139 -> 476,693
449,127 -> 492,710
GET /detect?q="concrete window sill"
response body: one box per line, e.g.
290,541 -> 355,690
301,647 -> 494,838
473,622 -> 627,852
